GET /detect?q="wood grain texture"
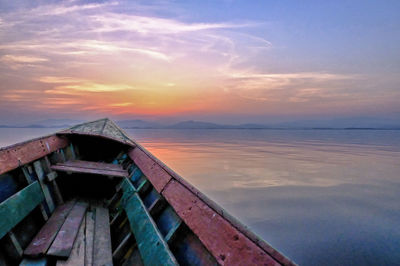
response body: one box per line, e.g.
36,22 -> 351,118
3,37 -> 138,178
162,180 -> 280,266
121,179 -> 177,266
33,161 -> 55,212
24,200 -> 76,257
0,181 -> 44,239
47,202 -> 88,259
128,148 -> 171,193
60,160 -> 124,171
93,207 -> 113,266
56,215 -> 86,266
59,118 -> 135,146
51,163 -> 128,178
85,211 -> 95,266
0,135 -> 68,175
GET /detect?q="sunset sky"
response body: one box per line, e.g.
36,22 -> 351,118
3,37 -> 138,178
0,0 -> 399,124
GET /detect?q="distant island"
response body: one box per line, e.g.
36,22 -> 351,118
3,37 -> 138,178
1,117 -> 400,130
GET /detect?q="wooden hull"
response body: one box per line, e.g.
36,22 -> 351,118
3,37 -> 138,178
0,118 -> 296,265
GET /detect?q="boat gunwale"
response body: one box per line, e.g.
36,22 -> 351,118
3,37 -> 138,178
0,134 -> 69,175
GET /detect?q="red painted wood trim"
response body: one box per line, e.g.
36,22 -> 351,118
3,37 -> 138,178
128,148 -> 172,192
0,135 -> 69,175
162,180 -> 280,266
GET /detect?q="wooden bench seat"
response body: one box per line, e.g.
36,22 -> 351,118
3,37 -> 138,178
51,160 -> 128,178
24,200 -> 76,257
47,202 -> 88,259
21,201 -> 113,265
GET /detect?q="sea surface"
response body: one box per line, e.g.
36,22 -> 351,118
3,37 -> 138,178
1,128 -> 400,265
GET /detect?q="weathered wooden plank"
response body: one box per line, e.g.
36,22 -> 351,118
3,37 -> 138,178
24,200 -> 76,257
56,215 -> 85,266
21,167 -> 48,221
93,207 -> 113,266
85,211 -> 95,266
121,179 -> 177,266
162,180 -> 280,266
51,164 -> 128,178
0,181 -> 44,239
47,202 -> 88,259
62,160 -> 124,171
33,161 -> 55,212
128,148 -> 171,193
20,258 -> 48,266
0,135 -> 68,175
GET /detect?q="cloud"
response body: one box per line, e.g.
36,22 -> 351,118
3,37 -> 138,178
222,70 -> 359,102
1,0 -> 393,119
1,55 -> 48,63
108,102 -> 133,107
89,13 -> 251,35
38,76 -> 86,84
54,83 -> 133,93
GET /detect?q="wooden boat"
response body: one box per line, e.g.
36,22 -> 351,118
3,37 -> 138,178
0,118 -> 296,265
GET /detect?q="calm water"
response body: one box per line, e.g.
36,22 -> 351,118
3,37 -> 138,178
1,128 -> 400,265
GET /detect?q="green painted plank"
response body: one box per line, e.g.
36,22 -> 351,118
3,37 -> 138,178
0,182 -> 44,239
121,179 -> 177,266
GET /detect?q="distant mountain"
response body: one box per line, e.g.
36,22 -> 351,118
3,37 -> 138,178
0,124 -> 46,128
32,119 -> 84,128
1,117 -> 399,129
167,121 -> 273,129
168,121 -> 224,129
117,119 -> 162,129
271,117 -> 400,129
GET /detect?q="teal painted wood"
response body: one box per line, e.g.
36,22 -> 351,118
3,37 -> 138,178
130,167 -> 143,183
0,182 -> 44,239
33,161 -> 55,212
165,220 -> 182,243
121,179 -> 177,266
137,179 -> 148,192
20,258 -> 47,266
